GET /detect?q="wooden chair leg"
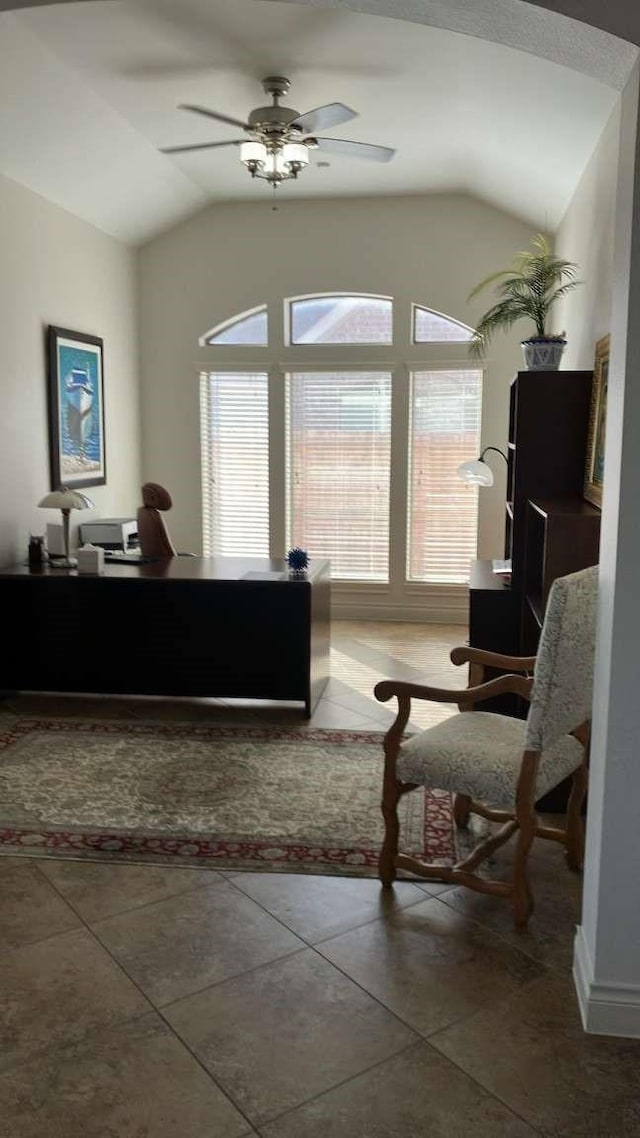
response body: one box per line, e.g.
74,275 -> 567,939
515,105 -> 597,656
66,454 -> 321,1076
512,809 -> 537,930
565,763 -> 588,871
453,793 -> 472,828
379,777 -> 401,887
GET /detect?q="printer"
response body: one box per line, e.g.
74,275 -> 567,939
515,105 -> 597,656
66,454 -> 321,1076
80,517 -> 139,552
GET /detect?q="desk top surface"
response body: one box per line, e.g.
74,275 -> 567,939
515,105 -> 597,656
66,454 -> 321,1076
1,556 -> 330,584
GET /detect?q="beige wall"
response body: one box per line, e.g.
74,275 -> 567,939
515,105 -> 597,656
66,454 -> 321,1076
0,171 -> 140,567
555,102 -> 621,367
138,192 -> 533,570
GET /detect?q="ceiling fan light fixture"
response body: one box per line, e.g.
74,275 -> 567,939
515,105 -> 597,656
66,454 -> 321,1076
240,138 -> 310,185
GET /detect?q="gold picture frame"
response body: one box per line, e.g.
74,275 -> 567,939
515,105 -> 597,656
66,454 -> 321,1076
584,334 -> 609,508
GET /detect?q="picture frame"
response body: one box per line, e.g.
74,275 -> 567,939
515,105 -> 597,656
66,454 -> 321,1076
584,333 -> 609,508
47,325 -> 106,489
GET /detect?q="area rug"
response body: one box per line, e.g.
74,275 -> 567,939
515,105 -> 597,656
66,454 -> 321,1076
0,718 -> 455,876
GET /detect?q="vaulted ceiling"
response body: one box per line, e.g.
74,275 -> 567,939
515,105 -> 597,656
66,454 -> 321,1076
0,0 -> 634,243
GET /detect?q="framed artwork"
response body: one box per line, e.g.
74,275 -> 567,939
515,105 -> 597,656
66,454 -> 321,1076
47,325 -> 106,489
584,333 -> 609,508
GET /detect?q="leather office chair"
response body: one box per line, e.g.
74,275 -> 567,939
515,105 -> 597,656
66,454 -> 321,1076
136,482 -> 178,559
375,565 -> 597,930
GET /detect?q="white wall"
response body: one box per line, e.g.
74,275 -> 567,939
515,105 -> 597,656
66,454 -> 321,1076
555,102 -> 621,366
138,192 -> 533,576
0,171 -> 140,566
550,75 -> 640,1035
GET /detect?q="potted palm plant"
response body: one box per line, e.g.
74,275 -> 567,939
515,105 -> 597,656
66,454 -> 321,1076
468,233 -> 582,370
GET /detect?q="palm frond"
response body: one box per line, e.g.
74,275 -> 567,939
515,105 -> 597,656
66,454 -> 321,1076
467,233 -> 581,353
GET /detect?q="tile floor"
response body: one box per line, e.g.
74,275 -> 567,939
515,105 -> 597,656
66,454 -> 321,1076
1,621 -> 639,1136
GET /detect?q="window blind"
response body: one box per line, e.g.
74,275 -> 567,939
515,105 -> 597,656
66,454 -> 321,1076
286,371 -> 392,581
407,369 -> 482,583
200,372 -> 269,556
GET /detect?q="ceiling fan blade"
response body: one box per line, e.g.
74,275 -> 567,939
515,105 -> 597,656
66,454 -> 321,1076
178,104 -> 249,131
160,139 -> 244,155
290,102 -> 357,135
313,137 -> 396,163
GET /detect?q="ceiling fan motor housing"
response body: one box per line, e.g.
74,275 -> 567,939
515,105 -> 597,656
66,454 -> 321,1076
247,106 -> 302,134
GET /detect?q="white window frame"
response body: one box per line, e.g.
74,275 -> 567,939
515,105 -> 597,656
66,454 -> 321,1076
198,298 -> 482,621
284,292 -> 394,347
200,304 -> 268,346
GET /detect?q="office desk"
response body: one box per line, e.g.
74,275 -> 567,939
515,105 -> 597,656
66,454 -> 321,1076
0,556 -> 330,716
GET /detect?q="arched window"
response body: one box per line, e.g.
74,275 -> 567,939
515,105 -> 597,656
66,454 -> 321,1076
287,294 -> 392,345
200,294 -> 482,595
201,305 -> 268,346
412,305 -> 474,343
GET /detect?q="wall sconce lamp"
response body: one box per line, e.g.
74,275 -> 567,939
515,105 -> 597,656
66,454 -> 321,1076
457,446 -> 508,487
38,486 -> 94,567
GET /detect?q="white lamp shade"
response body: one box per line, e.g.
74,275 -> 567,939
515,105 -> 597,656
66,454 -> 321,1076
456,459 -> 494,487
240,141 -> 267,168
38,487 -> 94,510
282,142 -> 309,168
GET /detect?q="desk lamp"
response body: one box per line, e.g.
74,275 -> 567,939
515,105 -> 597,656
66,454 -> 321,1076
457,446 -> 508,487
38,486 -> 94,567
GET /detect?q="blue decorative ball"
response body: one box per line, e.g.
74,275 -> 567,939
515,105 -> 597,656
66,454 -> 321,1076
286,547 -> 309,570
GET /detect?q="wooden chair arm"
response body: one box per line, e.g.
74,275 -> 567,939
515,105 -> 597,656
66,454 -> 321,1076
450,646 -> 536,672
375,673 -> 532,707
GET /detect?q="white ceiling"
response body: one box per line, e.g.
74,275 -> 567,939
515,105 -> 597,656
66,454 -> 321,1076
0,0 -> 629,244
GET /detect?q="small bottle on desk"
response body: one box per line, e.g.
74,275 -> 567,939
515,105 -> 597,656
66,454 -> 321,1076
28,535 -> 45,569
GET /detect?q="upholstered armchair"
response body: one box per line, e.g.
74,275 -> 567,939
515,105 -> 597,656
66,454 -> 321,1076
374,565 -> 598,930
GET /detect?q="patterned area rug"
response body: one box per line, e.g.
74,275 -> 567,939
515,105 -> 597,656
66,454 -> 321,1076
0,719 -> 455,876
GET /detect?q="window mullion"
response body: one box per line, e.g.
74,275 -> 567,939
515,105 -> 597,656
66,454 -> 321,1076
269,367 -> 286,557
388,364 -> 410,593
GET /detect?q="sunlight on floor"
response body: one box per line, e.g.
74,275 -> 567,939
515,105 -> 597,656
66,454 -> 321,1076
330,621 -> 466,730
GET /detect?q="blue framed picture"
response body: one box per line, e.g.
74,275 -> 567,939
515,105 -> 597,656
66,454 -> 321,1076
47,325 -> 106,489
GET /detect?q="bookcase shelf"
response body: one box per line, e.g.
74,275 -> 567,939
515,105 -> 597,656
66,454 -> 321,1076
522,497 -> 601,653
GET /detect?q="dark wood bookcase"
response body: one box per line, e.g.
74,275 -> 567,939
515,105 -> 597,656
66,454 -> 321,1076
505,368 -> 595,641
468,369 -> 601,806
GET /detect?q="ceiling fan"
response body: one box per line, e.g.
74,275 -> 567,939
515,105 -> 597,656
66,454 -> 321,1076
159,75 -> 396,188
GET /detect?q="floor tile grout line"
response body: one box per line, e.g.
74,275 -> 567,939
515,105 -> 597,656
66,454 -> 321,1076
151,942 -> 309,1013
253,1034 -> 547,1137
250,1038 -> 424,1130
30,865 -> 307,1133
19,875 -> 271,1130
222,873 -> 433,947
425,1031 -> 550,1137
433,886 -> 580,979
308,913 -> 552,1048
151,954 -> 325,1134
30,857 -> 230,925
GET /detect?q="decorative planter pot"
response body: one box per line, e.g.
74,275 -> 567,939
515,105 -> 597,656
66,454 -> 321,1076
521,338 -> 567,371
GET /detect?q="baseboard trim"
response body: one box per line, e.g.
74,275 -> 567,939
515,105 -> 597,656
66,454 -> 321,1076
330,594 -> 468,624
574,925 -> 640,1037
